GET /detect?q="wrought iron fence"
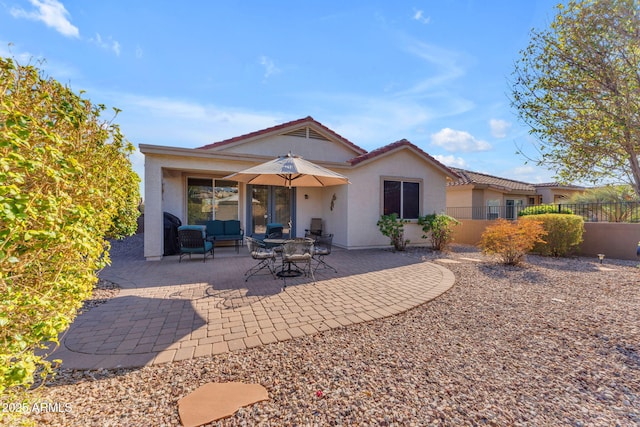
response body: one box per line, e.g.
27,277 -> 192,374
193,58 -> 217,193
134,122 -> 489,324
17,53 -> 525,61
446,202 -> 640,223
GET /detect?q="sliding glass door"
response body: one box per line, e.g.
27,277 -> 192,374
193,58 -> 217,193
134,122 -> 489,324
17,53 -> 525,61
249,185 -> 294,237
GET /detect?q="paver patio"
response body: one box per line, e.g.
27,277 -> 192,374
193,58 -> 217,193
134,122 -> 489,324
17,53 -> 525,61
50,245 -> 455,370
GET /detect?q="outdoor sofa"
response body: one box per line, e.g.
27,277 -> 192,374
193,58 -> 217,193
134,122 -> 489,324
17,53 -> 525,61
205,219 -> 244,253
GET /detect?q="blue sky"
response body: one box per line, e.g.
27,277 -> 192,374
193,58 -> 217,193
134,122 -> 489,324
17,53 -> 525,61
1,0 -> 564,190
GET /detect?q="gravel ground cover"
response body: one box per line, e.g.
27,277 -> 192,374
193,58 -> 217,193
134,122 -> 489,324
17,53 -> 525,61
23,238 -> 640,426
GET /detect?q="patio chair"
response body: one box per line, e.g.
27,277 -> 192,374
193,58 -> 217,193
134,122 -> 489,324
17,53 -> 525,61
178,225 -> 214,263
305,218 -> 323,238
266,223 -> 284,238
312,233 -> 337,273
280,238 -> 315,287
244,236 -> 277,282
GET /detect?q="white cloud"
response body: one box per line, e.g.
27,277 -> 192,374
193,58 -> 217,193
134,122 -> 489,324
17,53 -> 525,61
10,0 -> 79,38
413,10 -> 431,24
89,33 -> 121,56
259,55 -> 281,79
434,154 -> 467,168
430,128 -> 492,152
96,92 -> 282,148
508,165 -> 556,183
489,119 -> 511,138
398,39 -> 466,96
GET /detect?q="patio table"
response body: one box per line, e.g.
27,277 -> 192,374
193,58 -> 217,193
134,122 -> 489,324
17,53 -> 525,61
263,238 -> 287,249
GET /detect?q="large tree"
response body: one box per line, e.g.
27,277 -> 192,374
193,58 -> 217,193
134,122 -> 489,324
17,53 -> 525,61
511,0 -> 640,197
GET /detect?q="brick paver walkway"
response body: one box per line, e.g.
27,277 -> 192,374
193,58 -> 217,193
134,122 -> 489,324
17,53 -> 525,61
50,247 -> 455,370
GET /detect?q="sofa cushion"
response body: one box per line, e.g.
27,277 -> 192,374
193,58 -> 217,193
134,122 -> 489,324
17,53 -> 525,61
206,220 -> 224,236
223,220 -> 241,236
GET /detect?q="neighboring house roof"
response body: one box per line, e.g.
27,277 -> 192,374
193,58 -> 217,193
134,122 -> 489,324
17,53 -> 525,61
449,168 -> 536,193
533,182 -> 586,190
349,139 -> 460,180
197,116 -> 367,156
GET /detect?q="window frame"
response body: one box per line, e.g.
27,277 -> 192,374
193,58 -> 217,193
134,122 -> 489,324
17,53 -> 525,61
380,176 -> 423,220
185,176 -> 240,224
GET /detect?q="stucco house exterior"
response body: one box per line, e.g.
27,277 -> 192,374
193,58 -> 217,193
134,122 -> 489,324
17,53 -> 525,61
446,168 -> 585,220
140,116 -> 459,260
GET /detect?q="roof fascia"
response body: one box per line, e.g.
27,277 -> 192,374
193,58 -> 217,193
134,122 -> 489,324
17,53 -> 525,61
202,120 -> 366,157
139,143 -> 353,170
351,145 -> 459,180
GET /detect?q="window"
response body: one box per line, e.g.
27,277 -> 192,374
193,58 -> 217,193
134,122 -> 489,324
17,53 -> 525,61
487,199 -> 500,220
187,178 -> 238,224
383,179 -> 420,219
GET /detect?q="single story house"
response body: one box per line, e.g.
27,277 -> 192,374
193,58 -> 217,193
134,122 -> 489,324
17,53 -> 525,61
140,116 -> 459,260
446,168 -> 585,220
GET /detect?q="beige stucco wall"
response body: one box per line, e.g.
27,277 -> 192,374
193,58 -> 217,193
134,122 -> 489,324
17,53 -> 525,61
451,219 -> 640,261
536,187 -> 553,204
535,187 -> 584,204
450,219 -> 493,247
580,222 -> 640,260
345,149 -> 449,249
446,187 -> 472,207
210,134 -> 358,163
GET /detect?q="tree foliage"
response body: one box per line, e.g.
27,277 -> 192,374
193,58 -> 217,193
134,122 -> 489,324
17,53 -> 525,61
569,184 -> 640,221
511,0 -> 640,197
570,184 -> 639,203
0,57 -> 140,399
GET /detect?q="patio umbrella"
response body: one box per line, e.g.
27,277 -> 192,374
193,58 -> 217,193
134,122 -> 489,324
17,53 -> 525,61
223,153 -> 350,188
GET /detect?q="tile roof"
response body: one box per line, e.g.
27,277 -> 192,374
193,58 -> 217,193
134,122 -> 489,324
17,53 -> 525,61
197,116 -> 367,154
349,139 -> 459,178
533,182 -> 586,189
449,168 -> 536,192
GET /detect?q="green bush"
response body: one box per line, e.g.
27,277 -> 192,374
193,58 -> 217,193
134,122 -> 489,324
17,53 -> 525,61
377,213 -> 409,251
479,218 -> 547,265
0,57 -> 140,404
520,214 -> 584,256
518,204 -> 574,216
418,213 -> 460,251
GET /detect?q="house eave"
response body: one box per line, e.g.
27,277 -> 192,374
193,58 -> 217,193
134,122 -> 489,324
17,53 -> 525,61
139,143 -> 353,170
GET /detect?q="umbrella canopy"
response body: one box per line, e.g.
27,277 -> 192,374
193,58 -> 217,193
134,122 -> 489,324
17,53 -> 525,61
223,153 -> 350,188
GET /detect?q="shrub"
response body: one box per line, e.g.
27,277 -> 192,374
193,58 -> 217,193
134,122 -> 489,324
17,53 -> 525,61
479,219 -> 547,265
520,214 -> 584,256
377,213 -> 409,251
0,57 -> 140,407
518,204 -> 574,216
418,213 -> 460,251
